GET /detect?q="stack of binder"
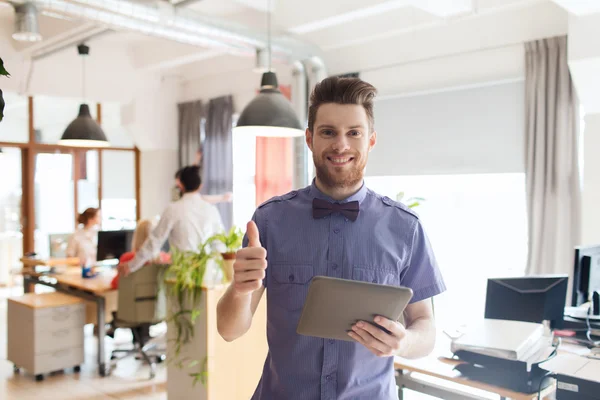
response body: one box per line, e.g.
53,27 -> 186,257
450,319 -> 556,393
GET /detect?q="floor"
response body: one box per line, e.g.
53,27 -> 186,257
0,283 -> 167,400
0,282 -> 437,400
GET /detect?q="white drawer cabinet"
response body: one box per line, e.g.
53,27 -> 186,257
7,292 -> 85,381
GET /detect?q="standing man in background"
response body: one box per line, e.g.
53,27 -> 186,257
119,165 -> 224,276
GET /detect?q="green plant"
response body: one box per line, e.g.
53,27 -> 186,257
0,57 -> 9,122
396,191 -> 425,209
164,240 -> 216,387
207,226 -> 244,254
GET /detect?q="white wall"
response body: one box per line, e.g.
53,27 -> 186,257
179,61 -> 293,112
367,80 -> 525,177
582,113 -> 600,245
140,149 -> 179,220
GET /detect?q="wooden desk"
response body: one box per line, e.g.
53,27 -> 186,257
20,257 -> 80,268
394,355 -> 555,400
21,265 -> 117,377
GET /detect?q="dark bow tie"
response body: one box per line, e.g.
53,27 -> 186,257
312,198 -> 360,221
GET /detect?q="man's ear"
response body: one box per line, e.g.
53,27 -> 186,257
305,128 -> 313,151
369,130 -> 377,152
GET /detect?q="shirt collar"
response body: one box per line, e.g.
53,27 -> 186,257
182,191 -> 198,199
308,178 -> 368,205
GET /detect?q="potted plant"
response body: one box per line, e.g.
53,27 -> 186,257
396,191 -> 425,209
163,241 -> 214,387
0,57 -> 9,122
206,226 -> 244,282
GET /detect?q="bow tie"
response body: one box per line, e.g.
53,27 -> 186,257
312,198 -> 360,221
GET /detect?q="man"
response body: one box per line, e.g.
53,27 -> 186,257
174,167 -> 232,204
119,165 -> 224,276
216,76 -> 446,399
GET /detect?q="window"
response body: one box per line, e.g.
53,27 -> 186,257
232,115 -> 256,230
364,173 -> 528,329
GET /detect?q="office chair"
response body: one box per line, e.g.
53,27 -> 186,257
109,264 -> 167,379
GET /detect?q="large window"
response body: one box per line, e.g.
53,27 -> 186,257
0,93 -> 139,256
0,148 -> 23,285
232,123 -> 256,230
365,173 -> 528,330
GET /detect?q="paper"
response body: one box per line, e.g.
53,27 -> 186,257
540,353 -> 600,383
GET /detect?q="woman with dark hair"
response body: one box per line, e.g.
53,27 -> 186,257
66,207 -> 101,265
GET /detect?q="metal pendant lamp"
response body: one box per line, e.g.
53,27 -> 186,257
233,0 -> 303,137
59,44 -> 109,147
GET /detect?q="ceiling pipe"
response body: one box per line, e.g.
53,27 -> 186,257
291,60 -> 309,189
34,0 -> 324,63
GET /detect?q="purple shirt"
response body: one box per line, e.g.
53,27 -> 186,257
245,180 -> 446,400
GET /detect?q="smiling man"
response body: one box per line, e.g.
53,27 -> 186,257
217,76 -> 446,400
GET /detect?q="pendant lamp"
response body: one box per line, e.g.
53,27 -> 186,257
232,0 -> 304,137
59,44 -> 109,147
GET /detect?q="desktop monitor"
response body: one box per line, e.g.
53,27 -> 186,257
484,275 -> 568,329
97,230 -> 134,261
572,245 -> 600,307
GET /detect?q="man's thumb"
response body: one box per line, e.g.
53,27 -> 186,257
247,220 -> 261,247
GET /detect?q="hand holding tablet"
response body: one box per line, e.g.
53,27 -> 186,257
296,276 -> 413,356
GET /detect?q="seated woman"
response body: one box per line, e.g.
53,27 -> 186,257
111,219 -> 170,289
66,207 -> 101,265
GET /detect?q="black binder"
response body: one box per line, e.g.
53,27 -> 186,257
452,350 -> 555,394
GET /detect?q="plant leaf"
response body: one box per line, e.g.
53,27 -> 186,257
0,88 -> 4,122
0,58 -> 9,77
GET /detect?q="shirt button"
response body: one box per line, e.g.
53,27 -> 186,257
333,229 -> 340,234
326,375 -> 332,381
329,339 -> 335,344
332,263 -> 338,270
289,274 -> 295,282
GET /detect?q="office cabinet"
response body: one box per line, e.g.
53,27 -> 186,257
7,292 -> 85,381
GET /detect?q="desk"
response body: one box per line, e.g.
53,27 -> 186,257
21,264 -> 116,377
394,356 -> 555,400
20,257 -> 80,268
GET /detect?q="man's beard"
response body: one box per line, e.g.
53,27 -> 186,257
313,151 -> 367,190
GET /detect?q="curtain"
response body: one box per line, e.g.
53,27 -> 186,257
177,100 -> 204,168
524,36 -> 581,281
202,95 -> 234,230
255,85 -> 294,205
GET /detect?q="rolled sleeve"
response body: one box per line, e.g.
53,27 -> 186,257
401,220 -> 446,303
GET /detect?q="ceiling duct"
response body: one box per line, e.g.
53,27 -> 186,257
34,0 -> 323,63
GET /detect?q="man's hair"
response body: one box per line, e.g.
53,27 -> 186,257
174,168 -> 183,180
307,76 -> 377,132
179,165 -> 202,192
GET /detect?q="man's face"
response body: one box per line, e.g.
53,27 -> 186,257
306,103 -> 376,190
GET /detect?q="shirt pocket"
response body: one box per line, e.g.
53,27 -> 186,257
270,264 -> 314,311
352,267 -> 398,286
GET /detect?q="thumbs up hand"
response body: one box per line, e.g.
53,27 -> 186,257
232,221 -> 267,295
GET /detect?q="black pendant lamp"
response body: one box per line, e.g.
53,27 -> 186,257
232,0 -> 303,137
59,44 -> 109,147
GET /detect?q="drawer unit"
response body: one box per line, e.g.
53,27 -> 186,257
7,292 -> 85,381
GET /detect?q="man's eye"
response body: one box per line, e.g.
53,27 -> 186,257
350,130 -> 361,136
323,130 -> 334,136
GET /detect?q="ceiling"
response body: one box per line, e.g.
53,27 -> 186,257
0,0 -> 594,84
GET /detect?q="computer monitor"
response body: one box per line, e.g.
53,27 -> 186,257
484,275 -> 568,329
97,230 -> 134,261
572,245 -> 600,307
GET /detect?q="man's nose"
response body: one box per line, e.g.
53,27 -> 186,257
331,135 -> 350,152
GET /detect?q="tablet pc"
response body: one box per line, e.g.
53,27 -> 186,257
296,276 -> 413,342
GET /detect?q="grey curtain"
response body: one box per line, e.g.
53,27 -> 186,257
524,36 -> 581,285
201,95 -> 233,230
178,100 -> 204,168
